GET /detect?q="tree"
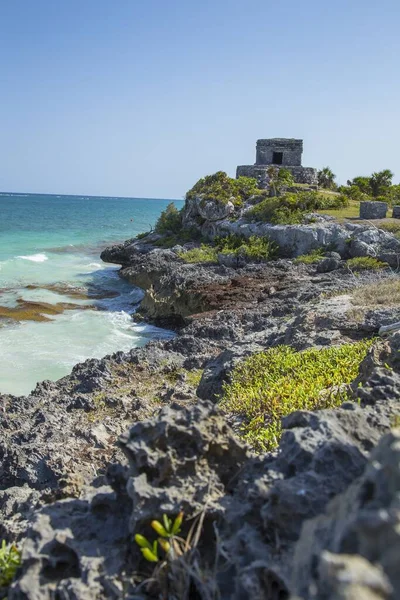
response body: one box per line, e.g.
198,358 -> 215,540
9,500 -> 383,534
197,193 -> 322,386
369,169 -> 394,197
346,176 -> 371,195
318,167 -> 336,190
155,202 -> 182,234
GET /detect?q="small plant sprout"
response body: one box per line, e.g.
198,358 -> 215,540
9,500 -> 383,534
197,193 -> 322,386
0,539 -> 21,588
135,512 -> 184,563
134,535 -> 159,563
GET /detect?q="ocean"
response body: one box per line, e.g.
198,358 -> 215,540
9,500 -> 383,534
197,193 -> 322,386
0,192 -> 184,396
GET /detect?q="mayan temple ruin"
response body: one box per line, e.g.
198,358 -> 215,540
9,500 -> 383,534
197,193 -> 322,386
236,138 -> 318,187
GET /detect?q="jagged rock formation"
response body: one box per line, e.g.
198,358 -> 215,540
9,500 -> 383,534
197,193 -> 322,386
6,340 -> 400,598
2,234 -> 400,599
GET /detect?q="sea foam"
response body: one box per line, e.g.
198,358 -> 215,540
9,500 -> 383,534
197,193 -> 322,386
18,253 -> 49,263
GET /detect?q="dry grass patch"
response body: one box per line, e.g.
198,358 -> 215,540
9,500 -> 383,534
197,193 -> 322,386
351,278 -> 400,308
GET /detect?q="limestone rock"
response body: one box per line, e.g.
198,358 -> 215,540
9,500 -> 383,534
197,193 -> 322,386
291,429 -> 400,599
118,401 -> 249,531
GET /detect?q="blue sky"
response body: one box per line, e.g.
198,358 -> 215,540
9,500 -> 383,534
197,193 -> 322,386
0,0 -> 399,198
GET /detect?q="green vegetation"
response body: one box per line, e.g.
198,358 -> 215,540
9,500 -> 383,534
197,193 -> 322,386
185,369 -> 203,388
294,248 -> 325,264
153,228 -> 203,248
136,231 -> 150,239
179,244 -> 218,264
135,512 -> 184,563
246,191 -> 348,225
178,234 -> 278,264
373,220 -> 400,238
220,341 -> 373,452
155,202 -> 183,234
0,540 -> 21,589
316,199 -> 365,220
217,234 -> 277,261
318,166 -> 337,190
186,171 -> 263,207
267,166 -> 294,195
340,169 -> 399,205
345,257 -> 388,271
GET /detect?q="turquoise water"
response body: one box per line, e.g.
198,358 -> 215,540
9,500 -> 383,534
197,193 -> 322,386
0,193 -> 183,396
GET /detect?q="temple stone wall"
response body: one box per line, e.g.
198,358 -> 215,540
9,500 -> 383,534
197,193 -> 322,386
237,137 -> 317,188
236,164 -> 318,187
256,138 -> 303,166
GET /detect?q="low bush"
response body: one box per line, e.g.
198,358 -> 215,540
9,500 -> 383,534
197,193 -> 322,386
155,203 -> 182,234
178,244 -> 218,264
153,228 -> 203,248
246,191 -> 348,225
136,231 -> 150,240
294,248 -> 325,264
217,234 -> 278,261
220,341 -> 373,452
186,171 -> 262,207
178,234 -> 278,264
346,257 -> 388,271
0,540 -> 21,589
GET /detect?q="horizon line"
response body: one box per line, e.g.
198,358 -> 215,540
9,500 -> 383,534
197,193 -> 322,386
0,190 -> 183,202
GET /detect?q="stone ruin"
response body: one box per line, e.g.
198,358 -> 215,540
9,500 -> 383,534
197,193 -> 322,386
236,138 -> 318,187
360,200 -> 388,220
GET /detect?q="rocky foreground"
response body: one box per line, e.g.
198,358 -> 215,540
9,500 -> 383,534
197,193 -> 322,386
1,223 -> 400,599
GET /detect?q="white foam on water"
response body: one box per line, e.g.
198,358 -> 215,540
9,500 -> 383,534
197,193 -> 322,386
17,253 -> 49,263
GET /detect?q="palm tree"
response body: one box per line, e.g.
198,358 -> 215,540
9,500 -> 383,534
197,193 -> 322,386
369,169 -> 394,197
318,167 -> 336,190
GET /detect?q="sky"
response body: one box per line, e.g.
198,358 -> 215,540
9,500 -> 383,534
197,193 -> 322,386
0,0 -> 399,199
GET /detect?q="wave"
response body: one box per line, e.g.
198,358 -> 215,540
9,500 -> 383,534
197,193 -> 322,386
17,253 -> 48,263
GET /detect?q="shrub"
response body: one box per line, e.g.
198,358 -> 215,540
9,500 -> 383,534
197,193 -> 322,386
136,231 -> 151,240
231,235 -> 277,261
153,228 -> 203,248
178,244 -> 218,263
346,257 -> 388,271
155,203 -> 182,234
0,540 -> 21,589
294,248 -> 325,264
178,234 -> 278,264
220,341 -> 373,452
246,191 -> 348,225
185,171 -> 262,207
216,234 -> 277,260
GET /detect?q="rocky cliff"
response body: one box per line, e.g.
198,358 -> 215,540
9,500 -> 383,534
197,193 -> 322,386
1,227 -> 400,599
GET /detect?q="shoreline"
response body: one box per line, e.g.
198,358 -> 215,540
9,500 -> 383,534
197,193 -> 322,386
1,216 -> 400,597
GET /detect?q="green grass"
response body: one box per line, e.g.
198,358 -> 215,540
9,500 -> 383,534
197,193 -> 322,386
317,200 -> 398,222
316,200 -> 361,220
294,248 -> 325,264
220,341 -> 373,452
345,256 -> 388,271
